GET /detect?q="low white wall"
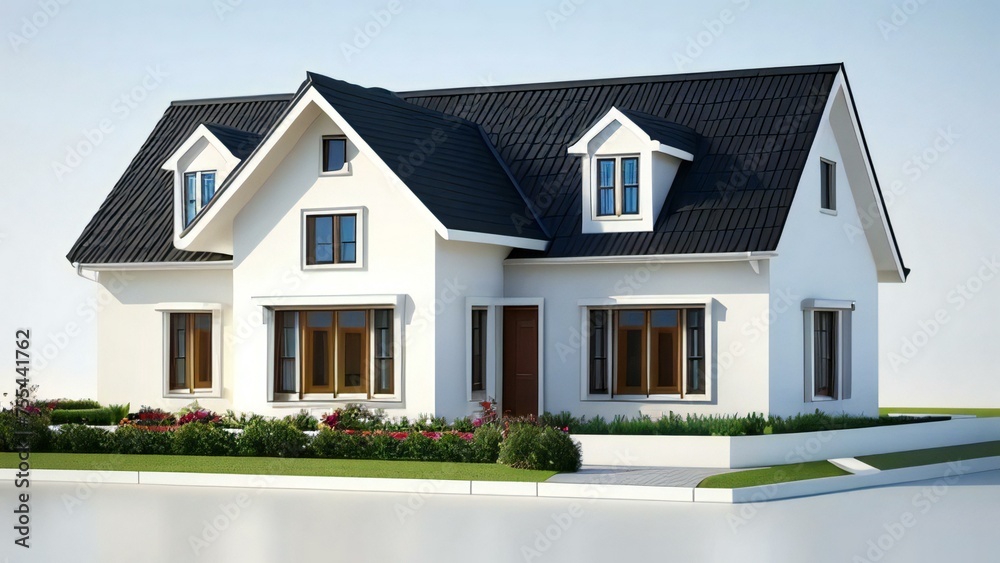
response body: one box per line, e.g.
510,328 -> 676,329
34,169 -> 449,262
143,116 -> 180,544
574,417 -> 1000,468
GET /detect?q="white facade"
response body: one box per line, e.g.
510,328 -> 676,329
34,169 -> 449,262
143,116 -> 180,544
85,71 -> 902,420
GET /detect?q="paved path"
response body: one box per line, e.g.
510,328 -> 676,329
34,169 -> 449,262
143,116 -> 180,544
546,464 -> 742,488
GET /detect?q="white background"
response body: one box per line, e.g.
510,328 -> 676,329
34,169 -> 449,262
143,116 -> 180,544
0,0 -> 996,409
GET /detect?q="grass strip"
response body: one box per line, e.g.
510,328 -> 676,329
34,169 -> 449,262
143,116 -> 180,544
0,453 -> 556,482
697,461 -> 849,489
857,441 -> 1000,471
879,407 -> 1000,417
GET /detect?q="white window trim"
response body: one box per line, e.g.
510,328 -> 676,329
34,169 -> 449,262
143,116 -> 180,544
578,296 -> 714,403
820,157 -> 837,214
591,153 -> 643,221
301,206 -> 366,270
319,135 -> 352,176
155,303 -> 223,398
465,301 -> 498,404
802,299 -> 854,402
259,294 -> 405,404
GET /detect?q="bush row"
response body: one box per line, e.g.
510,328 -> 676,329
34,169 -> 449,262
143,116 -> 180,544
0,414 -> 580,472
539,410 -> 944,437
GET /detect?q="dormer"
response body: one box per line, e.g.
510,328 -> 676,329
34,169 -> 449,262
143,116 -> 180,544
568,107 -> 698,234
161,123 -> 262,238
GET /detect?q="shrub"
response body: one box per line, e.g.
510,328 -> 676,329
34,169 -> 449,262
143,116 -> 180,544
435,432 -> 474,462
54,424 -> 113,454
283,410 -> 319,432
310,428 -> 364,459
470,425 -> 502,463
219,410 -> 265,430
574,415 -> 609,435
367,433 -> 402,460
237,419 -> 308,458
399,431 -> 439,461
451,416 -> 475,433
129,407 -> 176,427
0,409 -> 53,452
36,399 -> 102,411
498,424 -> 582,472
498,424 -> 542,469
113,425 -> 173,455
108,403 -> 130,424
172,422 -> 234,456
51,408 -> 117,426
336,404 -> 386,431
540,411 -> 581,430
410,414 -> 450,432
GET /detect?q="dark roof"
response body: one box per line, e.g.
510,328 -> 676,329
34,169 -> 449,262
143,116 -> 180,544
203,123 -> 263,161
66,96 -> 292,264
307,73 -> 547,241
400,64 -> 845,258
617,109 -> 700,156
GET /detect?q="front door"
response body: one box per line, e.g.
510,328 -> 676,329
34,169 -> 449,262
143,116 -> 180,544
502,306 -> 539,418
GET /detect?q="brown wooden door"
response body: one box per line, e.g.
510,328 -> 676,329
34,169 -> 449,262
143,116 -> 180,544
502,307 -> 539,418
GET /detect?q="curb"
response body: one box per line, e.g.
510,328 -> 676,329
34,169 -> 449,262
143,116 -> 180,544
3,456 -> 999,504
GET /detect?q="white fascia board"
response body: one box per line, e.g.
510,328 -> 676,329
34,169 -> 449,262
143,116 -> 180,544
250,294 -> 403,308
568,107 -> 694,161
445,229 -> 548,251
161,124 -> 241,171
655,143 -> 694,161
78,261 -> 233,272
504,251 -> 776,266
154,302 -> 224,312
179,87 -> 449,250
801,298 -> 856,311
827,70 -> 907,284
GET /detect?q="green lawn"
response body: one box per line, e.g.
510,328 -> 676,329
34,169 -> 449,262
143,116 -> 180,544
879,407 -> 1000,417
858,441 -> 1000,471
697,461 -> 849,489
0,453 -> 556,482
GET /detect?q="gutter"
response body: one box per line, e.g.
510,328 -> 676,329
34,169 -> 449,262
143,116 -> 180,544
503,251 -> 777,267
76,261 -> 234,273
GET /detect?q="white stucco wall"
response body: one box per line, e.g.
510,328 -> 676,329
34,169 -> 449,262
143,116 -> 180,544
229,110 -> 443,417
768,110 -> 880,417
504,260 -> 772,418
95,269 -> 234,413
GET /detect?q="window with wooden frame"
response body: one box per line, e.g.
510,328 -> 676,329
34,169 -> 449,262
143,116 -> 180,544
182,171 -> 217,227
594,155 -> 640,218
820,159 -> 836,211
305,214 -> 357,265
272,308 -> 393,399
588,307 -> 705,398
168,312 -> 213,392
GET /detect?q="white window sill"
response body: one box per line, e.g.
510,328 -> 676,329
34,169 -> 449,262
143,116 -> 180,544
810,395 -> 837,402
819,208 -> 837,216
582,395 -> 711,403
302,262 -> 364,271
320,163 -> 352,177
592,215 -> 644,222
268,397 -> 401,405
163,390 -> 222,399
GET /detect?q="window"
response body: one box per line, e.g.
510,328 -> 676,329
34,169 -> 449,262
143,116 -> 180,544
322,137 -> 347,173
802,299 -> 853,402
471,308 -> 487,392
169,313 -> 213,392
306,214 -> 357,265
272,308 -> 394,399
182,170 -> 218,227
594,155 -> 640,217
813,311 -> 837,398
820,159 -> 836,211
588,307 -> 705,397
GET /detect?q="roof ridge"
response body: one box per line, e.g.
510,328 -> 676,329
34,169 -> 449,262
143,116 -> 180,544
171,93 -> 294,107
399,63 -> 843,98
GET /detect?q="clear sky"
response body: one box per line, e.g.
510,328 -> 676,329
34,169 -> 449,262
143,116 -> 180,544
1,0 -> 997,407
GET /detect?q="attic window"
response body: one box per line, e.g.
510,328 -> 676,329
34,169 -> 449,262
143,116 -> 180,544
820,159 -> 836,212
595,156 -> 639,218
183,171 -> 217,227
322,137 -> 347,173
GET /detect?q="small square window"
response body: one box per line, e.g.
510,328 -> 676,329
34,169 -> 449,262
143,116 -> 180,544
306,213 -> 358,265
323,137 -> 347,172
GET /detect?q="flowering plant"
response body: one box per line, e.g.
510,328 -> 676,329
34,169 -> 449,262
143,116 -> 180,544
319,411 -> 341,430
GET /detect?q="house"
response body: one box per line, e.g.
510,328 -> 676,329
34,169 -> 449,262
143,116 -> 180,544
67,63 -> 907,421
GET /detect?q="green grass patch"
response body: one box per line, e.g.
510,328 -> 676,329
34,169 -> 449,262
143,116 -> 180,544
0,453 -> 556,482
879,407 -> 1000,417
858,441 -> 1000,471
697,461 -> 849,489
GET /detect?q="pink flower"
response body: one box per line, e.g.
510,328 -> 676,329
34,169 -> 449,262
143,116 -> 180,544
472,418 -> 483,428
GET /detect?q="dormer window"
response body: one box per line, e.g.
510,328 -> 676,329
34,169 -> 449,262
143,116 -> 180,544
596,156 -> 640,217
183,171 -> 217,227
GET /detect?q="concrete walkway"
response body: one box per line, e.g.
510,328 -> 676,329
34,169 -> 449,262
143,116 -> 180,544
546,465 -> 741,488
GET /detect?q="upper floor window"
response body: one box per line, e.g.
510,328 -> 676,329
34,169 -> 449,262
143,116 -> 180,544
322,137 -> 347,173
183,171 -> 217,227
306,214 -> 357,265
596,156 -> 639,217
820,159 -> 836,211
